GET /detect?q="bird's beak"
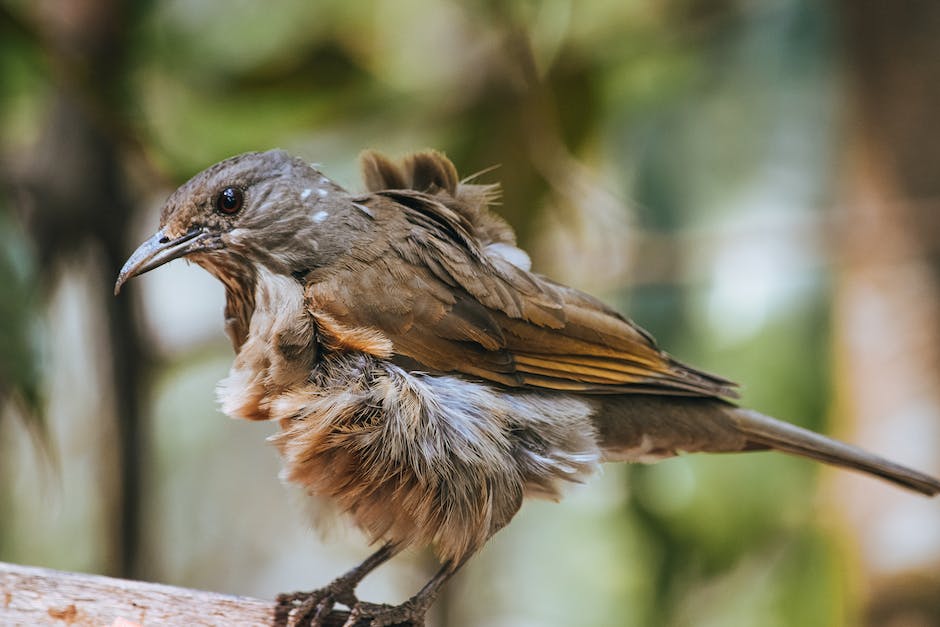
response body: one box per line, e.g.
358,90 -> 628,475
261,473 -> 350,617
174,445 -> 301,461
114,227 -> 215,295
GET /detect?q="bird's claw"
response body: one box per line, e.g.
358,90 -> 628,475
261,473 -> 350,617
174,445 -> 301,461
279,577 -> 360,627
342,599 -> 428,627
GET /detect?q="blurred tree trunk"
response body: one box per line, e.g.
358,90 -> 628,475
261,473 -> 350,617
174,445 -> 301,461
833,2 -> 940,625
16,0 -> 148,578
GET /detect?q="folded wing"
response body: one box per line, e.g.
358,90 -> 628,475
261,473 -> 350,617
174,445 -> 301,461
305,150 -> 737,399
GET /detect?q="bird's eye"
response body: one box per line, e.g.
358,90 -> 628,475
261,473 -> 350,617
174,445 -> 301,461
215,187 -> 244,214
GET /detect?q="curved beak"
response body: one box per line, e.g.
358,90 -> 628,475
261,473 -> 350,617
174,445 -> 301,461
114,227 -> 215,295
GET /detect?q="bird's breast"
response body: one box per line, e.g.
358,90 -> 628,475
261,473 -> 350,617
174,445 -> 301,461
268,355 -> 604,562
216,269 -> 317,421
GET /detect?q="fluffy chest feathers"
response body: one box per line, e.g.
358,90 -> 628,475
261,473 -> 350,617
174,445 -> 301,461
217,269 -> 317,422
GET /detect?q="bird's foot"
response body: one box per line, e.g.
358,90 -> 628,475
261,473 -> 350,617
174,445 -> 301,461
278,576 -> 360,627
342,599 -> 430,627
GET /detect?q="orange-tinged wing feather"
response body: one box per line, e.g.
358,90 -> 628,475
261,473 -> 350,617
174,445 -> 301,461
305,151 -> 738,400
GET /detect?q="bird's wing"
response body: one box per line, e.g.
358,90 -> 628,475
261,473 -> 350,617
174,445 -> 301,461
305,184 -> 737,399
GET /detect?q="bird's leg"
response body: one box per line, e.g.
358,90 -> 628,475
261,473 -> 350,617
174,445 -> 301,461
280,542 -> 401,627
343,556 -> 468,627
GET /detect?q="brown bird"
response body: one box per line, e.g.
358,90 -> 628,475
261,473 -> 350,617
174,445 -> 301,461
115,149 -> 940,627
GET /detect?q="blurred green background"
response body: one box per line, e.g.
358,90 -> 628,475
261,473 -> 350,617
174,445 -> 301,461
2,1 -> 939,625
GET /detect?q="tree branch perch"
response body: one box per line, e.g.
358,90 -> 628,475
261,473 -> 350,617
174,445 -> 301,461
0,561 -> 373,626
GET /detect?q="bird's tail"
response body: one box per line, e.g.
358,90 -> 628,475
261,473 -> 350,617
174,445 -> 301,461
731,408 -> 940,496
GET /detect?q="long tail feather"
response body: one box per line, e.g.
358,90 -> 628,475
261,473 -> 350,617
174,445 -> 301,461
732,409 -> 940,496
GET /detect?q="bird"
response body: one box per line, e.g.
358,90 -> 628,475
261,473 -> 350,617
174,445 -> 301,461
115,149 -> 940,627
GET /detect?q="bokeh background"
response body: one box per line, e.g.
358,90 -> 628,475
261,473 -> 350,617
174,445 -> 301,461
2,1 -> 940,625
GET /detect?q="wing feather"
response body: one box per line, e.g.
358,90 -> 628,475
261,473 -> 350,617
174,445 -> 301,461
306,151 -> 738,400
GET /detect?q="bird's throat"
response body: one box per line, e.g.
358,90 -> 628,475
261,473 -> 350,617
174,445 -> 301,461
192,254 -> 258,351
223,280 -> 257,352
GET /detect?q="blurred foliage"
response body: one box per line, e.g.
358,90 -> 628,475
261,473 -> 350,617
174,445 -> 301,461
1,0 -> 929,626
0,4 -> 42,426
0,207 -> 40,415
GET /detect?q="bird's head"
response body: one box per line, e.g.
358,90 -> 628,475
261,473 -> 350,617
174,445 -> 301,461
115,149 -> 368,295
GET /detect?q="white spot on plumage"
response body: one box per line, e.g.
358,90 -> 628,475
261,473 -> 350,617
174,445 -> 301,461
316,188 -> 329,198
353,202 -> 374,218
300,188 -> 312,201
486,242 -> 532,271
312,210 -> 329,223
604,434 -> 676,464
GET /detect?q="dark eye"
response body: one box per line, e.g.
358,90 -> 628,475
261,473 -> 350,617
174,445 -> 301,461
216,187 -> 243,214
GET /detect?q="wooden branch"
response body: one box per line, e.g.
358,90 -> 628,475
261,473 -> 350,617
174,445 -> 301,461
0,561 -> 363,626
